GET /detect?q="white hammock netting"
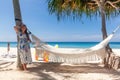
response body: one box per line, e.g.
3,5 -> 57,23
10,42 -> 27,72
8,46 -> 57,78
30,26 -> 120,64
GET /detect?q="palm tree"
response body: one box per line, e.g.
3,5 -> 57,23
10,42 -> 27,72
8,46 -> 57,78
12,0 -> 23,69
47,0 -> 120,67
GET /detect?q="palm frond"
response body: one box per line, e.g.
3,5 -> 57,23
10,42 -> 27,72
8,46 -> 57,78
47,0 -> 120,21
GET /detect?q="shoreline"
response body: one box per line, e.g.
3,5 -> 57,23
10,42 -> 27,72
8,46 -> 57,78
0,47 -> 120,54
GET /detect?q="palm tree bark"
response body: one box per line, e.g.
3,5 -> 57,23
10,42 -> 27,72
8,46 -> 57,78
12,0 -> 23,69
100,0 -> 112,68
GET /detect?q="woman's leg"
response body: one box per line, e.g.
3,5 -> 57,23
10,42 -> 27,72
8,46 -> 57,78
22,63 -> 27,70
25,64 -> 27,70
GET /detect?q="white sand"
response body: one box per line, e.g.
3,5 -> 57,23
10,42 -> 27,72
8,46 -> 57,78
0,47 -> 120,80
0,47 -> 35,62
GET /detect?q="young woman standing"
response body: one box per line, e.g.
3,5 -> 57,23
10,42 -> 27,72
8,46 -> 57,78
14,24 -> 32,71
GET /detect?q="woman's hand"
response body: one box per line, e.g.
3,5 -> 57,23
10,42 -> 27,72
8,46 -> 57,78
14,26 -> 19,33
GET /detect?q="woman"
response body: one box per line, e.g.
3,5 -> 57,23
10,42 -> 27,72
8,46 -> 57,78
7,42 -> 10,54
14,24 -> 32,71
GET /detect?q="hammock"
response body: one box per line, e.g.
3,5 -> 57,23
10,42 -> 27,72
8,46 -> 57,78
30,26 -> 120,63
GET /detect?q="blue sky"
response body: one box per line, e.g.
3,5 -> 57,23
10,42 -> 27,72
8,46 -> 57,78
0,0 -> 120,42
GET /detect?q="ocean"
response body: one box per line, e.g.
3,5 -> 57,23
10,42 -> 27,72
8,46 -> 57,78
0,42 -> 120,49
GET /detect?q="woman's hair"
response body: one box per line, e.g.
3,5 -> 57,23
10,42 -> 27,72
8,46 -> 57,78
21,24 -> 31,41
25,29 -> 31,41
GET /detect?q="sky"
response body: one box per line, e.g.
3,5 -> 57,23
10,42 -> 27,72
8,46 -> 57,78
0,0 -> 120,42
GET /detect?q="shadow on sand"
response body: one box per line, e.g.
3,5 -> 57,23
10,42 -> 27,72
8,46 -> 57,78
1,61 -> 120,80
26,62 -> 120,80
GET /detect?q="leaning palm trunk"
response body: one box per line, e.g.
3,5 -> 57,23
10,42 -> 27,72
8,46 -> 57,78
13,0 -> 23,69
99,0 -> 112,67
101,9 -> 112,68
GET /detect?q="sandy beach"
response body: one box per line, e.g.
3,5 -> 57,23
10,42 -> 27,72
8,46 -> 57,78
0,47 -> 120,80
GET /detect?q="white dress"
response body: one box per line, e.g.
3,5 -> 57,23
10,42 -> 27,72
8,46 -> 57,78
18,32 -> 32,64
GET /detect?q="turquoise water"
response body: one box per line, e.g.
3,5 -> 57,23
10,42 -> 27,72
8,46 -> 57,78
0,42 -> 120,49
